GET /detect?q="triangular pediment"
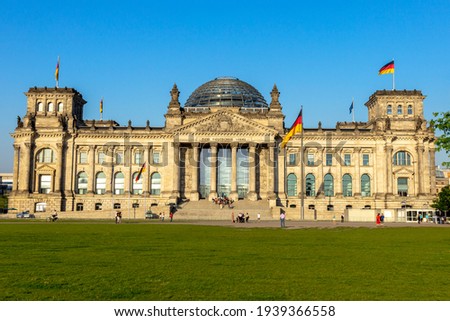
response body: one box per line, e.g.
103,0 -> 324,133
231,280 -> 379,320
173,110 -> 277,135
393,167 -> 414,175
35,164 -> 56,173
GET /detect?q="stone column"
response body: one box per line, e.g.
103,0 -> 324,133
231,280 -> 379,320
171,142 -> 180,200
190,143 -> 200,201
229,143 -> 238,200
88,145 -> 96,194
266,143 -> 277,199
354,148 -> 361,196
107,146 -> 114,195
247,143 -> 258,201
416,145 -> 424,196
278,146 -> 286,199
12,144 -> 20,192
208,143 -> 218,200
124,146 -> 131,194
143,145 -> 150,194
429,147 -> 436,195
385,145 -> 393,195
55,143 -> 64,193
20,142 -> 32,193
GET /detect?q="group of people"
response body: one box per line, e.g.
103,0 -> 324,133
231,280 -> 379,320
232,212 -> 249,223
158,212 -> 174,222
212,197 -> 234,209
376,213 -> 385,225
115,211 -> 122,224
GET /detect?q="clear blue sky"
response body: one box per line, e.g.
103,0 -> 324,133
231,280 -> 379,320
1,0 -> 449,172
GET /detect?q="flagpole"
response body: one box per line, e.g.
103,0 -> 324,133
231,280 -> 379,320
300,106 -> 304,221
392,58 -> 395,90
352,98 -> 355,122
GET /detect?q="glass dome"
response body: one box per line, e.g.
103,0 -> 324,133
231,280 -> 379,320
184,77 -> 268,108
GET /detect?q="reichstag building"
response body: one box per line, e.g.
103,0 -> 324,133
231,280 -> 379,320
9,77 -> 437,221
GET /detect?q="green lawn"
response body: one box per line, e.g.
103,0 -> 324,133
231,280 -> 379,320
0,222 -> 449,301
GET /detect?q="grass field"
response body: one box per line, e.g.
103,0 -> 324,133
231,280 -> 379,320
0,221 -> 449,301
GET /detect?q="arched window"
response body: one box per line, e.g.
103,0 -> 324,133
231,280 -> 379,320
37,102 -> 44,112
57,102 -> 64,112
393,151 -> 412,166
324,173 -> 334,197
48,102 -> 54,112
407,105 -> 413,115
387,105 -> 392,115
95,172 -> 106,195
287,173 -> 297,197
151,172 -> 161,195
77,172 -> 88,194
37,148 -> 54,163
342,174 -> 352,197
132,172 -> 143,195
361,174 -> 371,197
114,172 -> 125,195
305,173 -> 315,197
397,104 -> 403,114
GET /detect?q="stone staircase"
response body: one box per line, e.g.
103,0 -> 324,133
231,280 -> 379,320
174,199 -> 274,221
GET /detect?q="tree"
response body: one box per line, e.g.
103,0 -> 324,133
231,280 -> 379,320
430,111 -> 450,167
431,185 -> 450,213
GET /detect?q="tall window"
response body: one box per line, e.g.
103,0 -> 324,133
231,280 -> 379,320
153,152 -> 160,164
324,174 -> 334,197
407,105 -> 413,115
398,177 -> 408,196
393,151 -> 412,166
326,153 -> 333,166
344,154 -> 351,166
134,152 -> 143,165
132,172 -> 143,194
387,105 -> 392,115
397,105 -> 403,115
57,102 -> 64,112
37,148 -> 54,163
287,173 -> 297,197
342,174 -> 352,197
288,153 -> 296,165
98,152 -> 105,165
39,175 -> 51,194
95,172 -> 106,194
362,154 -> 369,166
116,152 -> 123,165
114,172 -> 125,194
79,151 -> 88,164
37,102 -> 44,112
48,102 -> 54,112
151,172 -> 161,195
307,154 -> 314,166
361,174 -> 371,197
305,174 -> 315,197
236,147 -> 249,199
77,172 -> 88,194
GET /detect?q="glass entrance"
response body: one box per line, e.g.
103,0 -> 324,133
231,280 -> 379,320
199,148 -> 211,198
237,147 -> 249,199
217,148 -> 231,196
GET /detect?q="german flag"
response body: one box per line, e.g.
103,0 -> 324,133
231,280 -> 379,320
135,162 -> 146,182
379,60 -> 394,75
100,98 -> 103,114
54,56 -> 60,81
281,108 -> 303,148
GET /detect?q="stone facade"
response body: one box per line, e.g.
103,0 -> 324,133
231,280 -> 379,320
9,80 -> 437,221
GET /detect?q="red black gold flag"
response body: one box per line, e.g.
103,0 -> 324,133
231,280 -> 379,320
281,108 -> 303,148
135,162 -> 146,182
379,60 -> 394,75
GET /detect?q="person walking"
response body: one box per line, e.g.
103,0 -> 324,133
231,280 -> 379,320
169,212 -> 174,222
340,214 -> 344,223
280,212 -> 286,228
376,213 -> 381,225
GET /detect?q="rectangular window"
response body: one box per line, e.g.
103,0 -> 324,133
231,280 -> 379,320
79,151 -> 88,164
288,153 -> 296,165
362,154 -> 369,166
98,152 -> 105,165
76,203 -> 83,211
307,154 -> 314,166
153,152 -> 160,164
326,153 -> 332,166
344,154 -> 351,166
116,152 -> 123,165
398,177 -> 408,196
135,152 -> 142,165
39,175 -> 51,194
